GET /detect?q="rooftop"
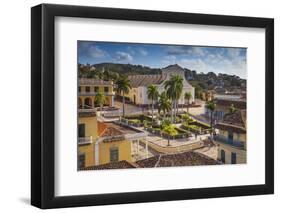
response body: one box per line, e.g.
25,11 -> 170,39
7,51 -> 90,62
214,99 -> 246,109
214,123 -> 246,134
98,122 -> 142,137
80,151 -> 219,170
136,151 -> 219,168
162,64 -> 186,73
128,74 -> 167,87
80,160 -> 137,170
79,78 -> 113,86
223,110 -> 246,127
214,110 -> 247,133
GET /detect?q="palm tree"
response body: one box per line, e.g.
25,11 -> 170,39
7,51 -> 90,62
147,85 -> 159,122
94,93 -> 106,112
228,104 -> 237,114
164,75 -> 183,122
206,100 -> 216,137
184,92 -> 192,113
115,76 -> 131,117
158,92 -> 172,119
162,124 -> 178,146
174,75 -> 183,116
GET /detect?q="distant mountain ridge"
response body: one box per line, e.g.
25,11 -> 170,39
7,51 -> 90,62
78,63 -> 246,90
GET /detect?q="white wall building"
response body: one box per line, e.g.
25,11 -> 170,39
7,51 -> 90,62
126,64 -> 195,105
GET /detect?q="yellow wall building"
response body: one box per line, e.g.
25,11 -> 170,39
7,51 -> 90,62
214,129 -> 246,164
214,110 -> 247,164
78,111 -> 98,168
78,78 -> 115,109
78,111 -> 146,169
97,136 -> 133,165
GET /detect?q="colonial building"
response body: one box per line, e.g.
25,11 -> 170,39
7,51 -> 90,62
200,90 -> 214,101
126,64 -> 195,106
78,110 -> 147,170
214,110 -> 247,164
95,122 -> 147,166
78,78 -> 115,109
78,111 -> 98,169
205,98 -> 246,123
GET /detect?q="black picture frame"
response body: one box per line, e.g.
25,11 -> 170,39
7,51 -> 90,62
31,3 -> 274,209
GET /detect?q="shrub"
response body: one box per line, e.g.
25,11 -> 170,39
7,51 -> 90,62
188,125 -> 201,134
161,119 -> 171,129
189,121 -> 210,129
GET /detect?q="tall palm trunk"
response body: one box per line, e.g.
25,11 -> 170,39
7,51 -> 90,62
210,111 -> 213,137
151,98 -> 154,123
171,100 -> 174,122
173,100 -> 176,123
177,101 -> 179,115
122,91 -> 125,117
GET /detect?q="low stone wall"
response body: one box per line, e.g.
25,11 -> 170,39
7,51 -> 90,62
147,140 -> 205,154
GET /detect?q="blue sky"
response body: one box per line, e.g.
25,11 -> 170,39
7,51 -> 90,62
78,41 -> 247,79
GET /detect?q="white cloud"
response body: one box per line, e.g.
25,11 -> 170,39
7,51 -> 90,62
178,55 -> 246,78
227,48 -> 241,58
161,55 -> 177,66
165,46 -> 207,57
89,45 -> 107,58
178,58 -> 208,72
139,48 -> 148,56
114,51 -> 133,63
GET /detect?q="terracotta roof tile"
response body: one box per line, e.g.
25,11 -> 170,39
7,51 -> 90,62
214,110 -> 247,133
128,74 -> 167,87
136,151 -> 219,167
81,160 -> 137,170
80,151 -> 219,171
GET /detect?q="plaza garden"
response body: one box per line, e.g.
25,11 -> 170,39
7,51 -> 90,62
112,74 -> 216,147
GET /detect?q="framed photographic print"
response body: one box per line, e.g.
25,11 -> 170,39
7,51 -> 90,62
31,4 -> 274,209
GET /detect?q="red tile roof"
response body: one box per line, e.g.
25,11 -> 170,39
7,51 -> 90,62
79,151 -> 219,171
214,110 -> 247,133
136,152 -> 219,167
81,160 -> 138,170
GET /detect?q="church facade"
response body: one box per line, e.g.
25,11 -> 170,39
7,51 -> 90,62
125,64 -> 195,106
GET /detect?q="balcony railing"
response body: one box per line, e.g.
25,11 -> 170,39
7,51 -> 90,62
78,136 -> 93,145
78,108 -> 96,113
102,135 -> 126,143
79,91 -> 115,96
213,135 -> 245,149
125,132 -> 148,140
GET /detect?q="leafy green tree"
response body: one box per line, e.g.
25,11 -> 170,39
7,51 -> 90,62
160,119 -> 171,129
94,93 -> 106,112
116,76 -> 131,117
162,124 -> 178,146
228,104 -> 237,114
147,85 -> 159,122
